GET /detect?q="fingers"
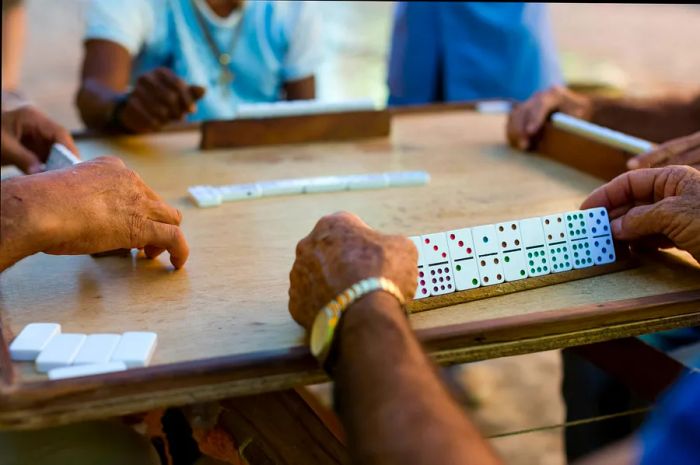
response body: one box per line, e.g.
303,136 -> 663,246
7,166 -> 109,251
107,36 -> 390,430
0,130 -> 43,173
188,85 -> 206,102
140,220 -> 190,269
153,68 -> 196,116
628,132 -> 700,169
120,97 -> 161,133
580,167 -> 688,214
147,200 -> 183,226
610,197 -> 677,241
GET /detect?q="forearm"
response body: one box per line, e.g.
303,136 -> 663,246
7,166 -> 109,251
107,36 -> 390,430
0,178 -> 49,271
75,79 -> 125,130
589,92 -> 700,143
333,292 -> 501,465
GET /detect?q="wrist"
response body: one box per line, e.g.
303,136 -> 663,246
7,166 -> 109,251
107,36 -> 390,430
0,177 -> 54,267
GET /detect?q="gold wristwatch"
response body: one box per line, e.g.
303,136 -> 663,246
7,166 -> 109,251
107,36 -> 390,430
309,277 -> 406,366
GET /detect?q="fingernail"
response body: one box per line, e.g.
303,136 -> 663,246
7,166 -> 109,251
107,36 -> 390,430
627,159 -> 639,170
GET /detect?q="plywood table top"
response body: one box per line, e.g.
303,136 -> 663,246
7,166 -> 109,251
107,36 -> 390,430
1,110 -> 698,429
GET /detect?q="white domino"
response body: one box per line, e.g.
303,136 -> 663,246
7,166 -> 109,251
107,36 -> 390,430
9,323 -> 61,361
258,179 -> 307,197
410,236 -> 430,300
303,176 -> 348,193
542,213 -> 573,273
585,207 -> 616,265
35,333 -> 87,372
471,225 -> 505,286
236,98 -> 375,119
419,233 -> 455,296
551,112 -> 654,155
48,362 -> 127,380
445,228 -> 480,291
346,174 -> 389,190
73,333 -> 121,365
46,143 -> 80,170
110,332 -> 157,368
219,183 -> 262,201
519,217 -> 551,277
476,100 -> 513,114
385,171 -> 431,188
495,221 -> 528,282
565,211 -> 595,269
188,186 -> 222,208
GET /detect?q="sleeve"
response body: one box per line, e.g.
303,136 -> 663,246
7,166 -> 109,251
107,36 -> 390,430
280,2 -> 323,82
83,0 -> 155,56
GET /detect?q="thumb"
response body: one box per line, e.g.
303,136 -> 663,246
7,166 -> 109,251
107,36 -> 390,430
189,85 -> 206,101
611,197 -> 677,241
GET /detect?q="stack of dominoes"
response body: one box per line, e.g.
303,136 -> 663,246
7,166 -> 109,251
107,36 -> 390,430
236,98 -> 376,119
9,323 -> 157,380
410,207 -> 616,299
189,171 -> 430,208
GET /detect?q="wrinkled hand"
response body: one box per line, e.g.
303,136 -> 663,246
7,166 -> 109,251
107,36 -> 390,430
1,106 -> 79,174
627,131 -> 700,170
581,165 -> 700,262
507,86 -> 593,151
117,67 -> 206,133
28,156 -> 189,268
288,212 -> 417,332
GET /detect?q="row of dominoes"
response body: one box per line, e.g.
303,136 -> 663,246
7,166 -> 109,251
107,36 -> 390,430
236,98 -> 376,119
410,207 -> 616,299
188,171 -> 431,208
8,323 -> 157,380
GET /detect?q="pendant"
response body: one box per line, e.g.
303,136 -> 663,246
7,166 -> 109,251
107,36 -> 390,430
220,68 -> 235,88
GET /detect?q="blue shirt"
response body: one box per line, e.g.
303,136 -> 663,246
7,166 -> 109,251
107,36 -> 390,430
85,0 -> 322,121
388,2 -> 563,105
640,372 -> 700,465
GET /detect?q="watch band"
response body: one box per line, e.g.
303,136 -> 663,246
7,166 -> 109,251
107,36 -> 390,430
309,277 -> 406,366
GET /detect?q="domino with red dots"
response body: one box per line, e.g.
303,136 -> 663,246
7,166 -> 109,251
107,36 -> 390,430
419,233 -> 456,296
407,207 -> 618,303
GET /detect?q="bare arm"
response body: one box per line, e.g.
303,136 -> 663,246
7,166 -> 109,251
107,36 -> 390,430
289,212 -> 502,465
589,93 -> 700,142
76,39 -> 133,130
283,76 -> 315,100
334,292 -> 502,465
76,40 -> 205,132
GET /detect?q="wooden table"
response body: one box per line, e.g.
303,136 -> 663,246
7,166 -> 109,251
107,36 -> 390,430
2,109 -> 699,432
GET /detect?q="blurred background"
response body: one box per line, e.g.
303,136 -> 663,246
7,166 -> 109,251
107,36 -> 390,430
5,2 -> 700,464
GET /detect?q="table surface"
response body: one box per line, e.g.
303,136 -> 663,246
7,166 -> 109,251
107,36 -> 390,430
1,110 -> 699,428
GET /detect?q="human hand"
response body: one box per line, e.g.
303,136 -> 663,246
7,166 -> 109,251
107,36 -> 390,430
8,156 -> 189,269
1,106 -> 79,174
117,68 -> 206,133
581,165 -> 700,262
506,86 -> 593,151
627,131 -> 700,170
288,212 -> 417,331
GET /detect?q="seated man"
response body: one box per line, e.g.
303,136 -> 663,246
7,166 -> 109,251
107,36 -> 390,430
76,0 -> 321,132
388,2 -> 562,105
288,165 -> 700,465
506,85 -> 700,169
1,107 -> 189,270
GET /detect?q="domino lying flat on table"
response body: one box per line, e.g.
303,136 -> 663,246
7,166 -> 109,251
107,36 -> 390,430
410,207 -> 616,300
550,113 -> 655,155
8,324 -> 158,379
189,171 -> 431,208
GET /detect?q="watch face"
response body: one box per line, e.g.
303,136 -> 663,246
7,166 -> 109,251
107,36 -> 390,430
310,307 -> 338,358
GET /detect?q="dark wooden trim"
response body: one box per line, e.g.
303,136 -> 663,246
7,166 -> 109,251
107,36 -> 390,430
71,122 -> 200,141
1,290 -> 698,430
534,122 -> 632,181
569,338 -> 688,401
409,241 -> 634,313
199,110 -> 391,150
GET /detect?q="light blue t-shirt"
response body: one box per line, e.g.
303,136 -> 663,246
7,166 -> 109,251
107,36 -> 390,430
388,2 -> 563,104
84,0 -> 322,121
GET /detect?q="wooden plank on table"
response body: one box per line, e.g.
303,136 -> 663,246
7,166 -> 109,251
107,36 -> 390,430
410,241 -> 635,313
1,290 -> 698,431
534,122 -> 632,181
200,110 -> 391,150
